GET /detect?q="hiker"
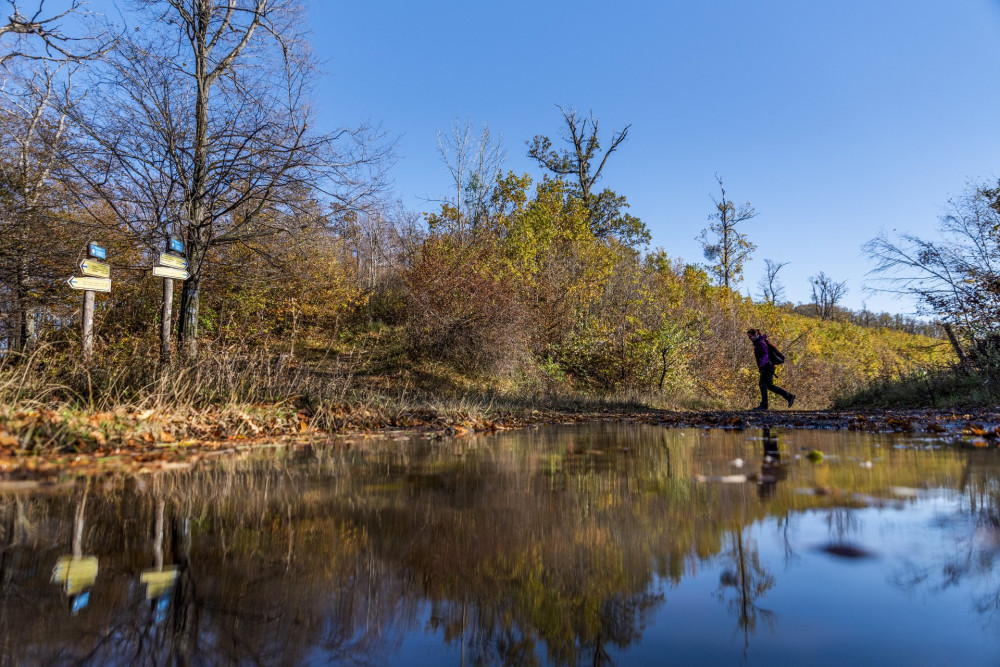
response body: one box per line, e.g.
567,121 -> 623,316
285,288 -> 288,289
747,329 -> 795,411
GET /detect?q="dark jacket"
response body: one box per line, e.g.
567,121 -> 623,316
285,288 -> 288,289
752,334 -> 771,369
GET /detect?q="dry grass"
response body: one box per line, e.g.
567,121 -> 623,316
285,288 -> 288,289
0,340 -> 692,453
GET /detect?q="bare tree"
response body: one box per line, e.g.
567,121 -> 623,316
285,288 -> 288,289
864,183 -> 1000,352
697,175 -> 757,289
67,0 -> 391,359
0,1 -> 109,64
810,271 -> 847,320
0,63 -> 84,351
527,105 -> 648,246
757,259 -> 788,305
435,117 -> 505,235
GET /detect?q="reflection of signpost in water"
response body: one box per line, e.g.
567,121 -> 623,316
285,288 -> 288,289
140,498 -> 178,624
155,238 -> 188,364
67,242 -> 111,363
51,483 -> 98,614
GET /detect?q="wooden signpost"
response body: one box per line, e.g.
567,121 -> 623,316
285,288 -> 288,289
68,242 -> 111,362
156,237 -> 188,363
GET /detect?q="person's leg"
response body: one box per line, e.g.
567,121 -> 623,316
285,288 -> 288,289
757,370 -> 769,409
762,368 -> 795,406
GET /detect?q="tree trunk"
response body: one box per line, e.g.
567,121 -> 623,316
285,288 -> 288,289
943,323 -> 968,366
178,271 -> 200,360
177,8 -> 212,361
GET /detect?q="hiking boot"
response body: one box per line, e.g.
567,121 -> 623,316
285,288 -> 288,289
786,394 -> 796,408
752,405 -> 768,412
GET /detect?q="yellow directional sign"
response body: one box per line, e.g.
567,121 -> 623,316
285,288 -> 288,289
141,568 -> 179,600
79,259 -> 111,279
152,265 -> 189,280
52,556 -> 99,596
67,276 -> 111,292
157,253 -> 188,269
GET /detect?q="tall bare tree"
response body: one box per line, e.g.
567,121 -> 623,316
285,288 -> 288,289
757,259 -> 788,305
697,175 -> 757,289
810,271 -> 847,320
0,63 -> 84,351
865,183 -> 1000,353
435,117 -> 505,235
68,0 -> 390,358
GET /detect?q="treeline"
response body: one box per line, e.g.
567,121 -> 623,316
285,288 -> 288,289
0,2 -> 951,411
787,304 -> 942,337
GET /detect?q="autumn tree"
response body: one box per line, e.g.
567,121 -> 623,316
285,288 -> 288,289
68,0 -> 390,359
527,106 -> 649,247
697,175 -> 757,289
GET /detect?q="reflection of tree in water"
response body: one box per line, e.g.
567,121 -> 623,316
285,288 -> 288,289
0,425 -> 993,665
891,451 -> 1000,623
715,529 -> 776,658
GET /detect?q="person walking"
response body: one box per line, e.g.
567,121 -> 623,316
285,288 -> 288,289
747,329 -> 795,411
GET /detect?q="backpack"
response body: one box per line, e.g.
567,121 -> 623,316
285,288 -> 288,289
766,341 -> 785,365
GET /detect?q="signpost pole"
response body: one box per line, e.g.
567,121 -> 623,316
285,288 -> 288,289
156,237 -> 187,364
160,278 -> 173,364
82,290 -> 95,363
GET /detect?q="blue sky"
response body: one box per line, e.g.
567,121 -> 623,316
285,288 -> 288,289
306,0 -> 1000,314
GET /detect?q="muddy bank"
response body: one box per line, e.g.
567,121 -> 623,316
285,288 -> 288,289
1,404 -> 997,484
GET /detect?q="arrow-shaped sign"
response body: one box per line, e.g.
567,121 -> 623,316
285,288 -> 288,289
67,276 -> 111,292
157,253 -> 188,269
79,259 -> 111,279
152,265 -> 189,280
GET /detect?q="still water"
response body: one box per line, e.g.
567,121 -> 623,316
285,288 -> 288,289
3,423 -> 999,666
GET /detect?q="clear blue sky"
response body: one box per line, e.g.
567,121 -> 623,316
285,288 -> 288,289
305,0 -> 1000,314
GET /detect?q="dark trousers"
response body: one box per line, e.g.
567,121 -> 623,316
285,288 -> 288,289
758,365 -> 791,408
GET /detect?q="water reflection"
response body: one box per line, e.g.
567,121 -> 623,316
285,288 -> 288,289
0,425 -> 998,665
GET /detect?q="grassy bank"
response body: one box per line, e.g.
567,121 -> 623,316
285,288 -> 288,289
0,340 -> 677,464
0,309 -> 961,480
835,363 -> 1000,409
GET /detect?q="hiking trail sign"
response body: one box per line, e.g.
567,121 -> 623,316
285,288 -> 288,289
71,242 -> 111,363
152,265 -> 189,280
79,259 -> 111,279
87,242 -> 106,260
67,276 -> 111,292
157,253 -> 188,269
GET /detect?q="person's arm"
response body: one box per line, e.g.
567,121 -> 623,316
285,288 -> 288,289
756,339 -> 769,367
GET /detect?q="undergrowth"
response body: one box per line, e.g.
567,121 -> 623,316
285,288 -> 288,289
835,364 -> 1000,409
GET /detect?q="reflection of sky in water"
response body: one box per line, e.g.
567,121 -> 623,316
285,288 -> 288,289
4,424 -> 1000,666
611,496 -> 999,666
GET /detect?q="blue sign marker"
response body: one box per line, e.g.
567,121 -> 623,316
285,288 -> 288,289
87,242 -> 106,260
168,237 -> 184,254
